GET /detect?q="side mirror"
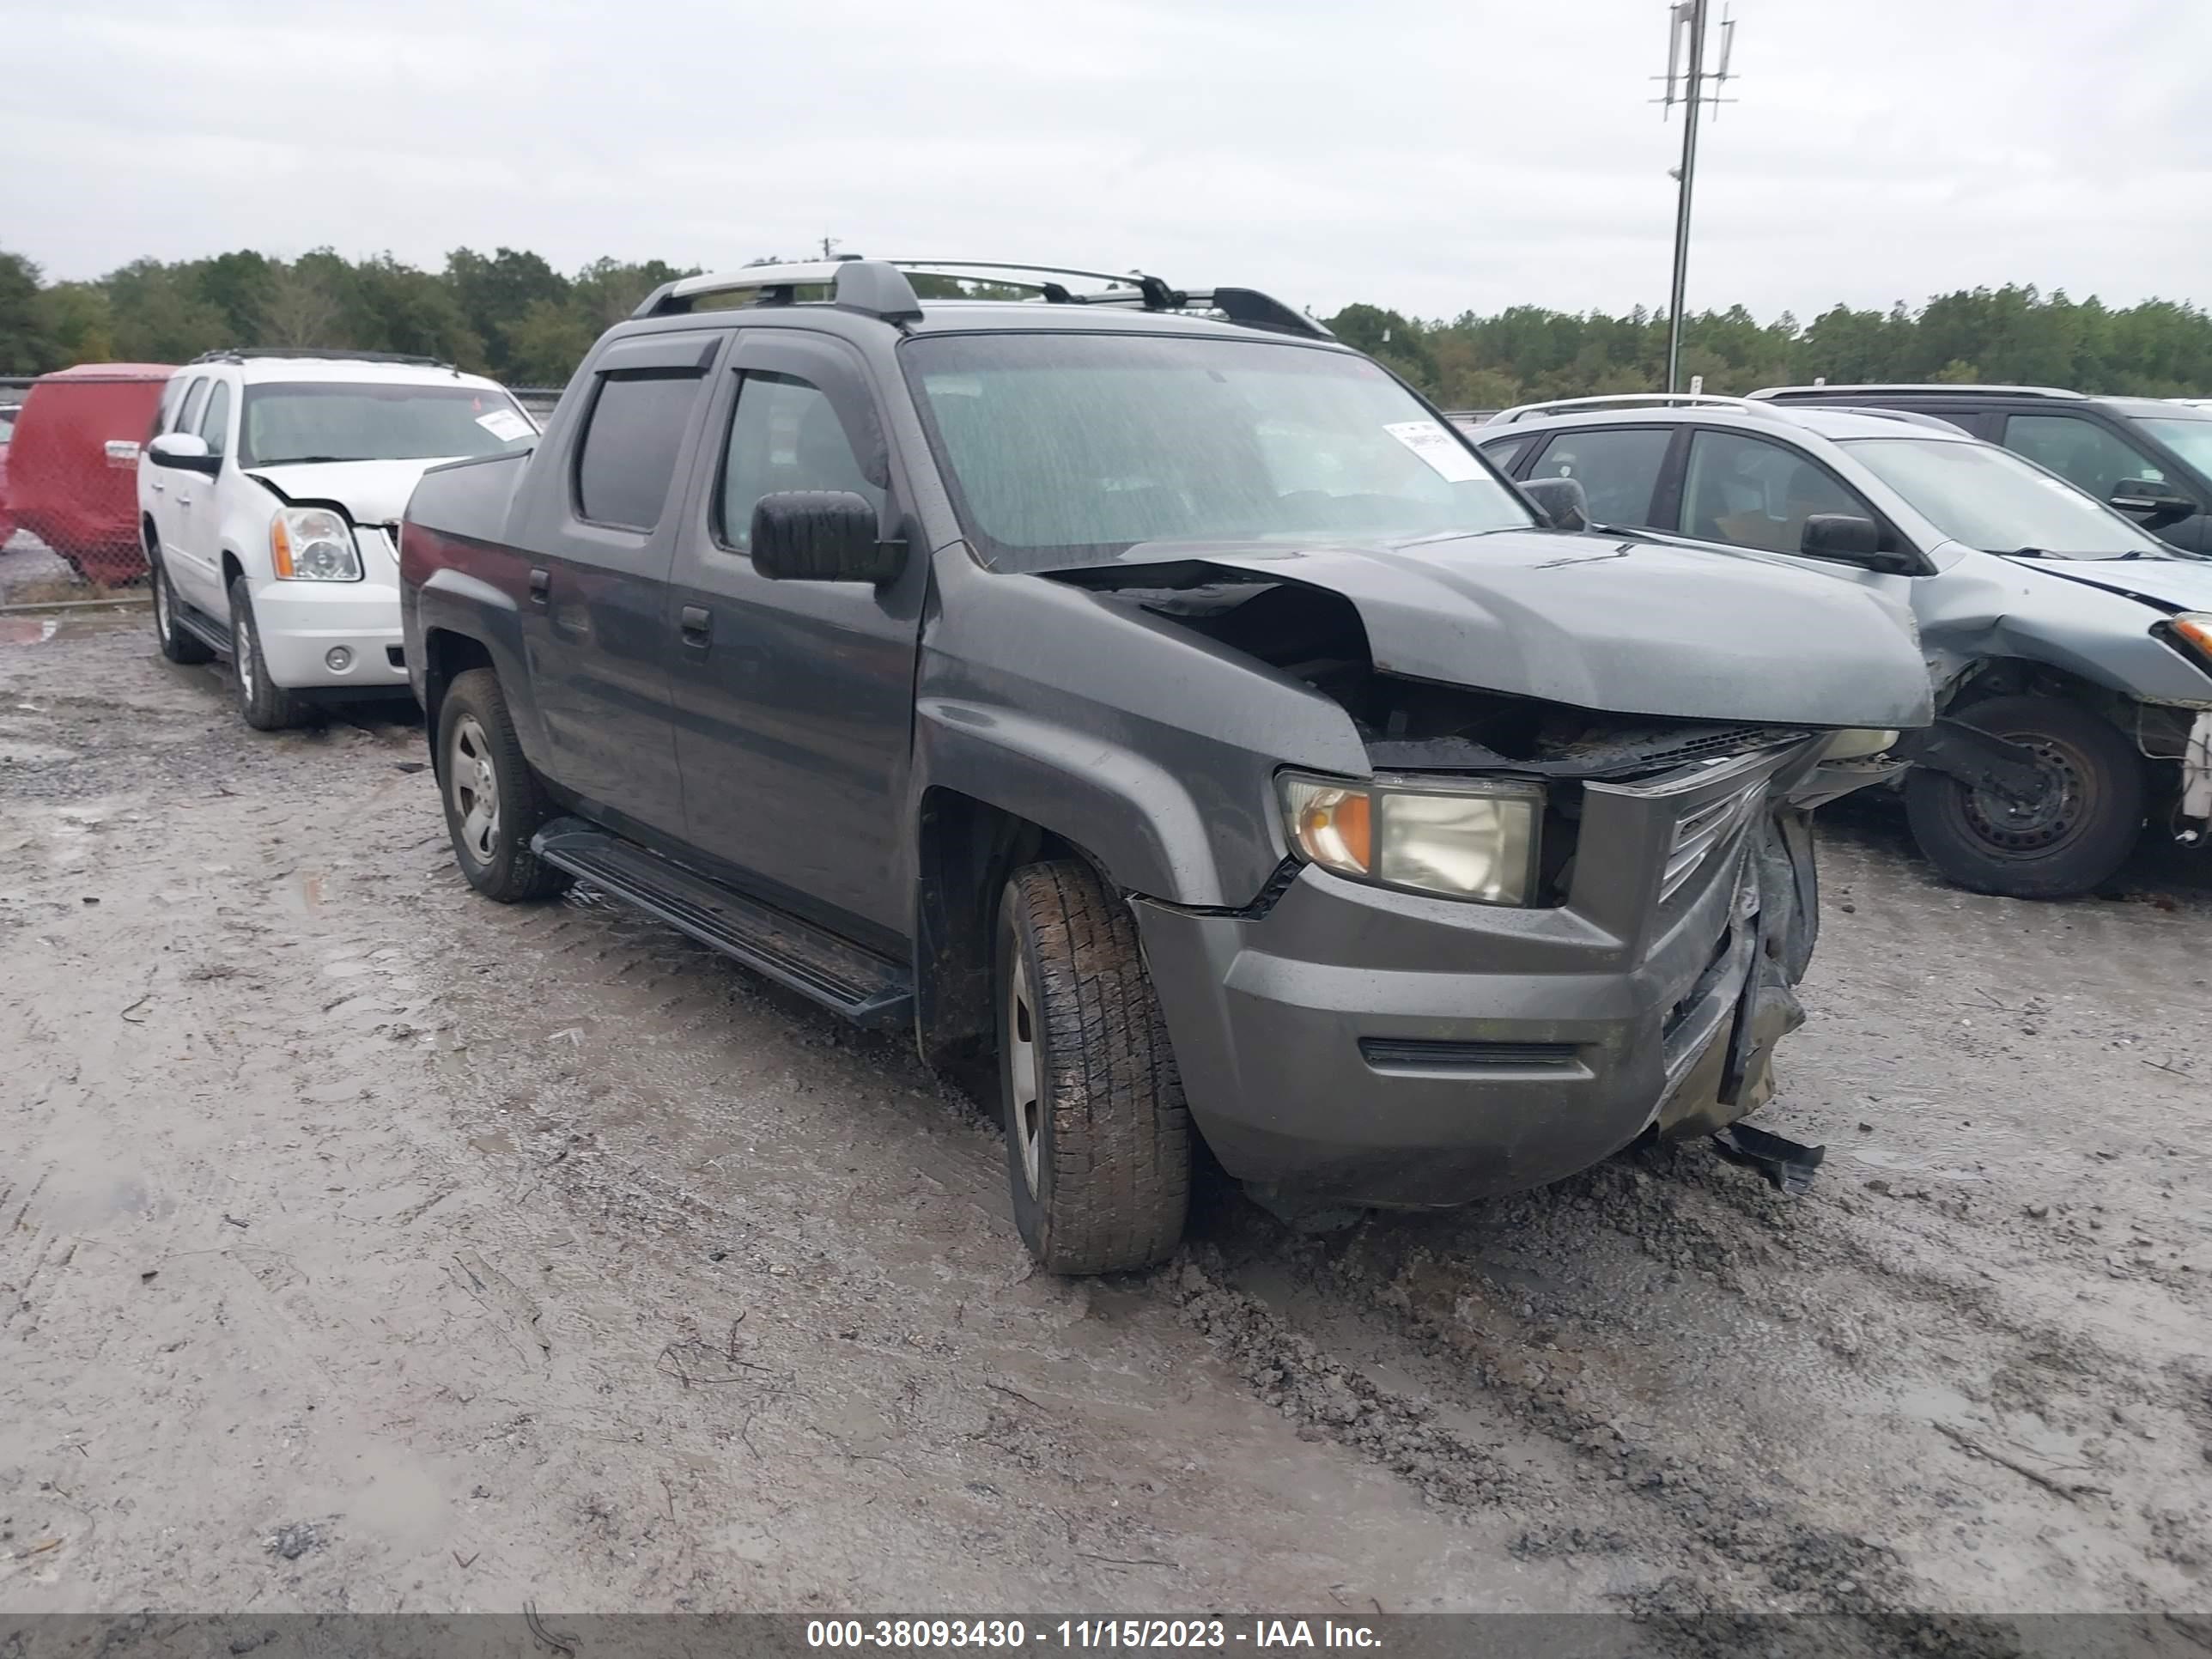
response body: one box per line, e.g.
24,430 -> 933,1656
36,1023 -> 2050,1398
1521,476 -> 1590,532
750,490 -> 905,584
147,431 -> 218,475
1798,513 -> 1917,571
2110,476 -> 2197,529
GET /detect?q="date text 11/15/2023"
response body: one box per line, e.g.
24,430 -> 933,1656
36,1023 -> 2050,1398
805,1620 -> 1383,1650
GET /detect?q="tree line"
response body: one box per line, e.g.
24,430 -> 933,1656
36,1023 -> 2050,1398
4,246 -> 2210,403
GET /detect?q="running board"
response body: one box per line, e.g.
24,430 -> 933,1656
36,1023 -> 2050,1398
174,601 -> 232,655
530,819 -> 914,1030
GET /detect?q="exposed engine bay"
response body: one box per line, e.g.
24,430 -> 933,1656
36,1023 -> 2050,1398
1057,564 -> 1816,781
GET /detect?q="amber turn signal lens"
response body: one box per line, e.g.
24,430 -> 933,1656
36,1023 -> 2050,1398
2171,614 -> 2212,659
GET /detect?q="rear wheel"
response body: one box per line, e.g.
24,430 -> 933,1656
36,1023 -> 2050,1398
228,578 -> 313,731
996,860 -> 1189,1273
437,667 -> 568,902
1904,694 -> 2144,898
150,551 -> 212,664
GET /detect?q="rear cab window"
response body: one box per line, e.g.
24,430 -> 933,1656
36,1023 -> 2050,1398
567,331 -> 722,536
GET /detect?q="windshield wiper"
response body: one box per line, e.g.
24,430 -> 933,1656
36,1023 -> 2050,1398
252,455 -> 357,466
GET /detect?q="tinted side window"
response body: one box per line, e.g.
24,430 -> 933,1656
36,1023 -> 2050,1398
1527,427 -> 1669,526
714,372 -> 883,552
574,372 -> 705,532
197,381 -> 231,459
153,375 -> 189,438
176,378 -> 211,435
1682,431 -> 1868,553
2003,414 -> 2164,500
1478,434 -> 1534,472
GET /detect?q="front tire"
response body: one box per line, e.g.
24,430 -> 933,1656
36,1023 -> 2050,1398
996,860 -> 1189,1274
150,551 -> 213,664
437,668 -> 568,902
1904,694 -> 2144,898
228,578 -> 313,731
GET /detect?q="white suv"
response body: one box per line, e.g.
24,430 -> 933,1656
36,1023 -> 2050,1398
137,350 -> 537,729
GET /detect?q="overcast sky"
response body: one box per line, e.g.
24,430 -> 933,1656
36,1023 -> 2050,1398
5,0 -> 2207,322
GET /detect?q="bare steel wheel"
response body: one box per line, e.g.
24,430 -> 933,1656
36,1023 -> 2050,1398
434,667 -> 568,902
994,859 -> 1189,1273
1904,694 -> 2143,899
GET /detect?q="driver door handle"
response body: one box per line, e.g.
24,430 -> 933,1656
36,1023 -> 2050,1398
680,605 -> 712,643
528,568 -> 550,605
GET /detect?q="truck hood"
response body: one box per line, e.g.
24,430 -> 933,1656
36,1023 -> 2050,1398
2004,551 -> 2212,613
246,458 -> 456,526
1073,529 -> 1934,729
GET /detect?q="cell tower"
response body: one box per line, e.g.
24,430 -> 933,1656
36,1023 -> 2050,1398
1656,0 -> 1739,394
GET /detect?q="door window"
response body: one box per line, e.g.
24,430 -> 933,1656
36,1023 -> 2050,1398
714,372 -> 883,552
1525,428 -> 1669,526
574,371 -> 705,533
196,381 -> 231,460
2003,414 -> 2165,501
175,378 -> 210,435
1681,430 -> 1869,553
1477,434 -> 1534,473
153,375 -> 190,437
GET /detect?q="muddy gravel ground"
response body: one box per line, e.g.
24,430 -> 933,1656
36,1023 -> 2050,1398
4,613 -> 2210,1643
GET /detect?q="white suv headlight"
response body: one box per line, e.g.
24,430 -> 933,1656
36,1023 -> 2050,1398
270,507 -> 362,581
1277,771 -> 1544,905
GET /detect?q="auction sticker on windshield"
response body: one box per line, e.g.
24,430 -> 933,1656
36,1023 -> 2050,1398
476,409 -> 536,442
1385,420 -> 1486,483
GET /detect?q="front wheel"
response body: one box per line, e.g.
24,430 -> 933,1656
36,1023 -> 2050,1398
228,579 -> 313,731
1904,694 -> 2144,898
436,668 -> 569,902
996,860 -> 1189,1274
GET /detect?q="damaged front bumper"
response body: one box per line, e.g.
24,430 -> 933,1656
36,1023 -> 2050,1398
1132,742 -> 1824,1213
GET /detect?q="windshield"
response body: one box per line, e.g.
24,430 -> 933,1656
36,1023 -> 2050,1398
0,407 -> 15,444
240,383 -> 536,467
1839,436 -> 2166,559
902,332 -> 1531,571
2138,417 -> 2212,482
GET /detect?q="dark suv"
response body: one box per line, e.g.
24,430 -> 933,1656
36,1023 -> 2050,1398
399,258 -> 1930,1273
1751,384 -> 2212,553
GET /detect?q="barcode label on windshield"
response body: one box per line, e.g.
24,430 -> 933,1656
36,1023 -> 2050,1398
1385,421 -> 1486,483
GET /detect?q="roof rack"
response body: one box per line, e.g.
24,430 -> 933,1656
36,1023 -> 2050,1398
1798,404 -> 1971,434
1747,382 -> 2087,402
1484,392 -> 1779,426
630,258 -> 1333,340
189,347 -> 457,370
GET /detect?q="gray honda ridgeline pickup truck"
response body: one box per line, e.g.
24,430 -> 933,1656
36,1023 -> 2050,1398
399,258 -> 1931,1274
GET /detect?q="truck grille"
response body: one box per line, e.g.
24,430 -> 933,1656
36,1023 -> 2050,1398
1661,775 -> 1770,902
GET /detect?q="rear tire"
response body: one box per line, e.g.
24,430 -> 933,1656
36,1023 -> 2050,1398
150,552 -> 213,665
228,577 -> 313,731
437,667 -> 569,902
1903,694 -> 2143,898
996,860 -> 1189,1274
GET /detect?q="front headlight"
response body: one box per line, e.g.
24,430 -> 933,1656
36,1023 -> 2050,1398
2159,612 -> 2212,671
1278,771 -> 1543,905
270,507 -> 362,581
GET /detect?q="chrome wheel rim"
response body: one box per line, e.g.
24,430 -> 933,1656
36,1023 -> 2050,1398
234,605 -> 257,701
448,715 -> 501,865
1004,921 -> 1042,1197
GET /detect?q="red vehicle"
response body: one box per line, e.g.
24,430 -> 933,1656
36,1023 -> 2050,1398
0,401 -> 19,545
8,364 -> 175,584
